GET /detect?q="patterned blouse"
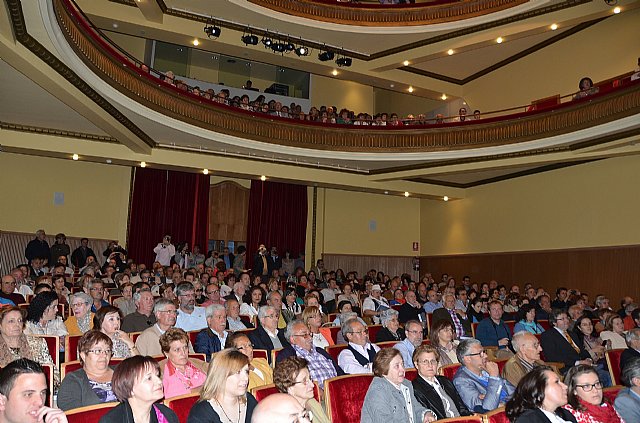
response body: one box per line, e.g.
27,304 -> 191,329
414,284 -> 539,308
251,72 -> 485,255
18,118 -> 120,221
111,337 -> 133,359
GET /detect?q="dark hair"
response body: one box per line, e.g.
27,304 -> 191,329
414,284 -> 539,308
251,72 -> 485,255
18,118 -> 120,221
337,300 -> 352,312
93,305 -> 123,330
273,356 -> 309,393
373,347 -> 401,377
550,309 -> 568,326
621,357 -> 640,387
0,358 -> 45,397
429,319 -> 456,345
565,364 -> 602,411
26,291 -> 59,323
516,303 -> 537,322
236,246 -> 246,255
573,315 -> 596,343
78,330 -> 113,364
111,355 -> 160,401
579,77 -> 593,90
506,365 -> 556,421
225,331 -> 250,349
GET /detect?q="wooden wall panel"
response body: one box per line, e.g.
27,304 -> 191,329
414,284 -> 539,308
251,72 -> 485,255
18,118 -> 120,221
420,245 -> 640,304
208,182 -> 249,242
322,254 -> 418,280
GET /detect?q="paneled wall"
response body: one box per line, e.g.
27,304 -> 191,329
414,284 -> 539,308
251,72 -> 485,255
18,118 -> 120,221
323,254 -> 418,280
420,245 -> 640,305
208,181 -> 249,242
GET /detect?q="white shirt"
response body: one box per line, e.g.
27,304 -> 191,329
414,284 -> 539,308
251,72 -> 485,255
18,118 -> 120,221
362,296 -> 389,324
239,303 -> 259,318
312,332 -> 330,349
153,243 -> 176,267
227,317 -> 248,332
338,342 -> 381,374
175,306 -> 207,332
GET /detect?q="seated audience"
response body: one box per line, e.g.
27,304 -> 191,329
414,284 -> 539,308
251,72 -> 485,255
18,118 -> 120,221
113,282 -> 136,316
273,357 -> 331,423
430,319 -> 460,367
514,303 -> 545,334
467,297 -> 485,323
398,290 -> 426,324
226,332 -> 273,390
505,365 -> 577,423
361,347 -> 435,423
476,300 -> 513,358
1,274 -> 26,305
338,318 -> 381,374
536,295 -> 554,321
94,305 -> 138,359
540,309 -> 592,375
562,364 -> 623,422
248,305 -> 290,364
52,275 -> 69,306
432,293 -> 472,339
362,284 -> 390,325
240,286 -> 264,319
394,319 -> 424,368
376,308 -> 405,342
571,315 -> 611,384
282,289 -> 302,323
621,327 -> 640,372
332,300 -> 363,326
422,289 -> 442,314
65,292 -> 95,335
502,331 -> 546,387
121,290 -> 157,333
599,314 -> 628,349
158,328 -> 207,399
226,298 -> 253,331
303,305 -> 331,348
135,298 -> 179,357
0,358 -> 69,423
251,393 -> 306,423
187,348 -> 257,423
572,76 -> 600,100
88,279 -> 109,312
194,303 -> 229,361
99,355 -> 178,422
58,330 -> 117,410
453,338 -> 515,413
615,357 -> 640,423
175,282 -> 207,332
24,291 -> 68,339
412,345 -> 472,419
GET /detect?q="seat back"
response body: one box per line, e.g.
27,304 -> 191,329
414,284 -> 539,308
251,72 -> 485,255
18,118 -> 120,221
434,416 -> 483,423
65,402 -> 118,423
66,334 -> 82,362
375,340 -> 399,349
271,347 -> 283,365
327,326 -> 341,344
33,335 -> 59,367
188,330 -> 199,348
325,374 -> 374,423
471,322 -> 479,337
529,94 -> 560,111
605,349 -> 625,386
164,392 -> 200,423
41,363 -> 54,406
602,385 -> 623,403
325,344 -> 348,363
367,325 -> 383,341
494,358 -> 510,375
484,407 -> 508,423
439,363 -> 461,382
253,349 -> 268,361
538,320 -> 550,330
62,358 -> 124,379
425,313 -> 433,332
405,368 -> 417,381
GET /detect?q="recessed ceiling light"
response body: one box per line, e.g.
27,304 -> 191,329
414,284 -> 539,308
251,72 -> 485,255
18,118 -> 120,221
444,196 -> 449,202
72,154 -> 79,161
441,94 -> 447,100
112,23 -> 119,29
260,175 -> 267,181
192,39 -> 200,46
106,159 -> 112,164
447,49 -> 454,55
140,161 -> 146,168
403,60 -> 410,66
408,86 -> 414,93
496,37 -> 504,44
550,23 -> 558,30
390,84 -> 394,88
331,69 -> 338,76
613,6 -> 621,13
203,169 -> 209,175
384,191 -> 389,195
404,192 -> 410,197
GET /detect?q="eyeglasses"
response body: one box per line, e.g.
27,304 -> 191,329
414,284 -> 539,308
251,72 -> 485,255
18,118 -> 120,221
264,315 -> 278,319
576,382 -> 603,392
159,310 -> 177,315
195,289 -> 203,292
293,377 -> 313,385
71,302 -> 88,307
293,333 -> 312,338
465,350 -> 487,357
87,349 -> 112,356
207,290 -> 219,295
349,330 -> 367,335
416,359 -> 438,366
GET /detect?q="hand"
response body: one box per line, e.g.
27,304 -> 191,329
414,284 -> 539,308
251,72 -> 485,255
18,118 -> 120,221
455,309 -> 467,318
115,330 -> 135,348
483,360 -> 500,377
37,406 -> 68,423
423,412 -> 436,423
498,338 -> 509,346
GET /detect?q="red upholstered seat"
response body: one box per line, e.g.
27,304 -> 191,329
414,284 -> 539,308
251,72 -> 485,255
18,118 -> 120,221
367,325 -> 382,341
65,402 -> 118,423
435,416 -> 483,423
253,349 -> 268,361
188,330 -> 198,348
405,368 -> 417,381
505,321 -> 516,333
327,313 -> 338,323
426,313 -> 433,331
325,374 -> 374,423
62,359 -> 124,379
239,314 -> 252,325
484,407 -> 508,423
605,349 -> 625,386
494,358 -> 509,375
326,344 -> 348,363
252,383 -> 320,402
327,326 -> 341,344
602,385 -> 623,403
538,320 -> 550,330
66,334 -> 82,362
471,322 -> 479,337
376,341 -> 399,349
164,392 -> 199,423
33,335 -> 59,367
440,363 -> 461,382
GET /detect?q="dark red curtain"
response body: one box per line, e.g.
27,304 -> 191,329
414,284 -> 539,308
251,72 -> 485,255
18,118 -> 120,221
128,168 -> 209,266
246,180 -> 307,257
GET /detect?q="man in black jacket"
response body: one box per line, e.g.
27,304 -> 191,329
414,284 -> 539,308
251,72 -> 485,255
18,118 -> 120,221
248,305 -> 290,364
540,309 -> 591,374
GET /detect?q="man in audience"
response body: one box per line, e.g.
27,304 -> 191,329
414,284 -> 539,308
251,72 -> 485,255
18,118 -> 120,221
249,305 -> 290,364
422,289 -> 442,314
398,290 -> 425,324
621,328 -> 640,372
338,319 -> 380,374
540,309 -> 592,374
266,291 -> 286,329
135,298 -> 178,356
70,237 -> 97,268
551,287 -> 569,310
225,278 -> 246,305
535,294 -> 553,320
201,282 -> 225,307
453,339 -> 515,413
0,358 -> 68,423
594,294 -> 611,312
121,289 -> 156,332
0,275 -> 24,306
225,298 -> 253,331
433,293 -> 472,338
476,300 -> 513,358
24,229 -> 50,265
175,282 -> 207,332
362,284 -> 389,324
502,331 -> 546,386
10,268 -> 32,298
153,235 -> 175,267
88,279 -> 109,312
394,320 -> 423,368
617,296 -> 635,318
455,287 -> 469,311
252,393 -> 305,423
277,320 -> 343,390
253,244 -> 269,283
320,278 -> 340,314
622,303 -> 637,330
194,303 -> 229,361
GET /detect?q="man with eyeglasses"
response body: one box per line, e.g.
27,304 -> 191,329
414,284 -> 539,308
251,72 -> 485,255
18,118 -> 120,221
338,319 -> 380,374
201,282 -> 225,307
88,279 -> 109,312
453,338 -> 515,413
540,309 -> 592,374
175,282 -> 207,332
0,275 -> 23,306
249,305 -> 290,364
277,320 -> 344,391
266,291 -> 287,329
194,303 -> 229,361
135,298 -> 183,356
502,331 -> 548,387
225,298 -> 254,331
121,290 -> 156,333
394,320 -> 424,368
252,392 -> 309,423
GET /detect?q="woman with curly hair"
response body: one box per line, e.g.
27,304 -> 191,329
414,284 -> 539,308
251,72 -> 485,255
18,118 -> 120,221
24,291 -> 68,340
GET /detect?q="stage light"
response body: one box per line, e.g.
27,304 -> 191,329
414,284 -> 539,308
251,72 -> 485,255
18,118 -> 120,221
318,51 -> 335,61
295,46 -> 309,56
262,36 -> 272,47
271,42 -> 286,53
336,57 -> 352,67
241,34 -> 258,45
203,25 -> 221,39
285,42 -> 295,52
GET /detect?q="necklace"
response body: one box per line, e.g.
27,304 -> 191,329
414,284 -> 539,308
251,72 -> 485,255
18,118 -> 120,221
213,398 -> 241,423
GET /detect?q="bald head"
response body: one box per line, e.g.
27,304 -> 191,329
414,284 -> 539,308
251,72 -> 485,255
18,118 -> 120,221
251,393 -> 303,423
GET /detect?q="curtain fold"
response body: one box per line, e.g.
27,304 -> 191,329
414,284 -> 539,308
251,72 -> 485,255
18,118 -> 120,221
128,168 -> 209,266
246,180 -> 307,259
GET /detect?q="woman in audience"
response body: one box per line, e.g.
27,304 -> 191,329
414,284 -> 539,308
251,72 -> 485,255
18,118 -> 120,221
430,319 -> 459,366
467,297 -> 485,323
562,364 -> 622,422
187,348 -> 257,423
113,282 -> 136,316
361,348 -> 435,422
58,330 -> 117,410
376,309 -> 405,342
98,355 -> 179,422
573,77 -> 599,100
93,305 -> 138,359
573,315 -> 607,362
273,357 -> 331,423
337,283 -> 359,309
65,292 -> 95,335
159,328 -> 207,399
505,365 -> 577,422
226,332 -> 273,390
599,314 -> 628,349
412,345 -> 472,419
390,289 -> 405,306
504,293 -> 521,314
514,303 -> 545,334
52,274 -> 70,305
240,286 -> 264,319
303,305 -> 331,348
24,291 -> 68,340
282,289 -> 302,323
160,282 -> 177,303
615,357 -> 640,423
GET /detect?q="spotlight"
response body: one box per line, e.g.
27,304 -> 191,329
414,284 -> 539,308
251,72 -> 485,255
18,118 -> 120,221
271,42 -> 286,53
261,36 -> 272,47
336,57 -> 352,67
318,51 -> 335,61
294,46 -> 309,56
241,34 -> 258,45
285,42 -> 295,52
203,25 -> 221,39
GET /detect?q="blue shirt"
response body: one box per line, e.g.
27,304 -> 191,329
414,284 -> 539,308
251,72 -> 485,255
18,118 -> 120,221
423,301 -> 442,314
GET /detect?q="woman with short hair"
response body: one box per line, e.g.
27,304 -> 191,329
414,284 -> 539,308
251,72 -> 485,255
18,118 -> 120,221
376,309 -> 405,342
65,292 -> 94,335
159,328 -> 207,399
429,319 -> 459,366
93,305 -> 138,359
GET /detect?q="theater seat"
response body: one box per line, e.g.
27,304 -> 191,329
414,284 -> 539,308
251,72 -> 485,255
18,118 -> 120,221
484,407 -> 508,423
602,385 -> 623,403
65,402 -> 118,423
325,374 -> 374,423
405,368 -> 417,381
253,349 -> 268,361
605,348 -> 625,385
440,363 -> 461,382
367,325 -> 382,341
375,340 -> 399,349
435,416 -> 483,423
164,392 -> 199,423
325,344 -> 348,363
62,359 -> 124,379
33,335 -> 59,367
66,335 -> 82,362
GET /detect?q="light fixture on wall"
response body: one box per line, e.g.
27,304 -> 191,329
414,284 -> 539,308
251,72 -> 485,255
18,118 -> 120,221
295,46 -> 309,56
72,154 -> 79,161
336,56 -> 352,67
318,50 -> 335,62
260,175 -> 267,181
203,23 -> 221,39
140,161 -> 147,168
241,34 -> 259,45
203,169 -> 209,175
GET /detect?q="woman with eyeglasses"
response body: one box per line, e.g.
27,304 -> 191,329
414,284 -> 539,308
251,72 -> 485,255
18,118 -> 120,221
411,345 -> 472,420
376,309 -> 405,342
93,305 -> 138,359
58,330 -> 118,411
303,306 -> 331,349
65,292 -> 95,335
159,328 -> 207,399
226,332 -> 273,390
562,364 -> 623,423
273,356 -> 331,423
187,348 -> 257,423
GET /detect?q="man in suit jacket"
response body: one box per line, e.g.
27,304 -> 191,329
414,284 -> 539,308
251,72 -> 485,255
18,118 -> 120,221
433,294 -> 472,338
252,245 -> 269,282
540,309 -> 592,374
620,328 -> 640,372
502,331 -> 549,387
194,303 -> 229,361
398,290 -> 426,325
248,305 -> 290,364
